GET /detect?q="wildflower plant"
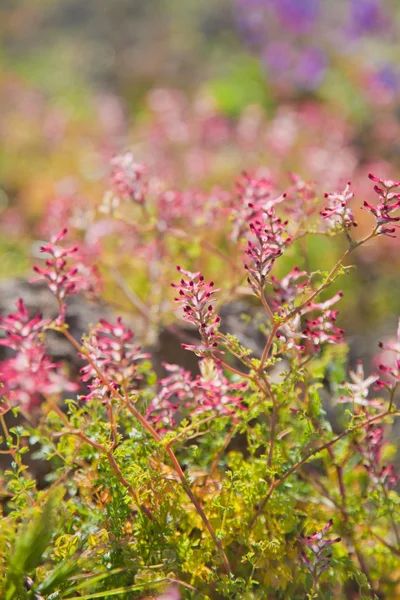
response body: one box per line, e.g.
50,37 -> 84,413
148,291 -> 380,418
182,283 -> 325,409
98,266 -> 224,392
0,160 -> 399,600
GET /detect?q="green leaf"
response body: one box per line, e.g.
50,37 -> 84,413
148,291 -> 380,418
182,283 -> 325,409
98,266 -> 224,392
4,493 -> 58,599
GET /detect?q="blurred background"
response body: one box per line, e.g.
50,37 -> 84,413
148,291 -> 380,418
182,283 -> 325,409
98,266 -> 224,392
1,0 -> 400,360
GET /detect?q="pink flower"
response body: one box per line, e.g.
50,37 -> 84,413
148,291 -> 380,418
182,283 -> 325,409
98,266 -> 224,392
172,267 -> 221,357
321,181 -> 357,229
284,173 -> 316,220
143,587 -> 180,600
337,362 -> 381,407
357,423 -> 398,489
300,520 -> 341,576
80,317 -> 149,402
376,318 -> 400,388
362,173 -> 400,237
0,299 -> 76,408
244,210 -> 291,295
0,298 -> 50,351
110,151 -> 147,204
276,314 -> 306,352
147,360 -> 247,430
271,266 -> 308,308
303,310 -> 344,350
231,172 -> 286,241
32,229 -> 101,323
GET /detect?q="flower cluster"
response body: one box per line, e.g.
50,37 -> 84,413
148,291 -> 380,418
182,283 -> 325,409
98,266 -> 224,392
147,360 -> 247,430
303,309 -> 344,351
80,317 -> 149,402
0,300 -> 77,408
363,174 -> 400,236
300,520 -> 341,582
337,362 -> 381,407
231,172 -> 286,241
284,173 -> 316,221
301,292 -> 344,351
274,291 -> 345,354
321,181 -> 357,230
357,424 -> 398,489
271,266 -> 308,308
33,229 -> 100,323
110,151 -> 147,204
244,210 -> 291,295
376,318 -> 400,389
172,267 -> 221,356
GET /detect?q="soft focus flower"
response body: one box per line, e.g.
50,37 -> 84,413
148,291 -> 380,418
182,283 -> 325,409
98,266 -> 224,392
376,317 -> 400,388
357,423 -> 398,489
231,172 -> 286,241
362,173 -> 400,236
321,181 -> 357,230
0,299 -> 77,408
0,298 -> 50,351
271,266 -> 308,308
303,310 -> 344,350
110,151 -> 147,204
300,520 -> 341,576
337,362 -> 381,407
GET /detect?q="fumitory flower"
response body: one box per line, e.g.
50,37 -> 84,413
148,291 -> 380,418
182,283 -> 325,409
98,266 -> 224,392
32,228 -> 101,324
244,210 -> 291,296
376,317 -> 400,389
146,360 -> 247,430
321,181 -> 357,229
300,520 -> 341,580
276,314 -> 305,353
300,291 -> 345,351
284,172 -> 316,220
110,151 -> 147,204
0,298 -> 50,351
0,299 -> 77,408
303,309 -> 344,350
172,266 -> 221,356
271,265 -> 308,308
362,173 -> 400,236
337,361 -> 381,408
356,423 -> 398,489
231,171 -> 286,241
80,317 -> 150,402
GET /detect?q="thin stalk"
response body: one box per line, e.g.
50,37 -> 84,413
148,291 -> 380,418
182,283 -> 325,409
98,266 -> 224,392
327,447 -> 375,596
381,482 -> 400,548
258,323 -> 279,372
214,357 -> 253,380
260,290 -> 274,321
267,399 -> 278,468
0,413 -> 33,503
249,409 -> 400,530
257,229 -> 377,374
46,398 -> 154,520
61,327 -> 232,574
124,398 -> 232,575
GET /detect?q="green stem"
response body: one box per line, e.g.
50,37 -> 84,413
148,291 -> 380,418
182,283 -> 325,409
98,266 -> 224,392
61,327 -> 232,575
249,409 -> 400,530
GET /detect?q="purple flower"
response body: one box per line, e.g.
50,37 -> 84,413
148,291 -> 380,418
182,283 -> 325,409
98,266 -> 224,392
349,0 -> 385,36
294,47 -> 327,89
272,0 -> 320,35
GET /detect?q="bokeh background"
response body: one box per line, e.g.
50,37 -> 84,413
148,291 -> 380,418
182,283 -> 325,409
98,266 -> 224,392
1,0 -> 400,361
